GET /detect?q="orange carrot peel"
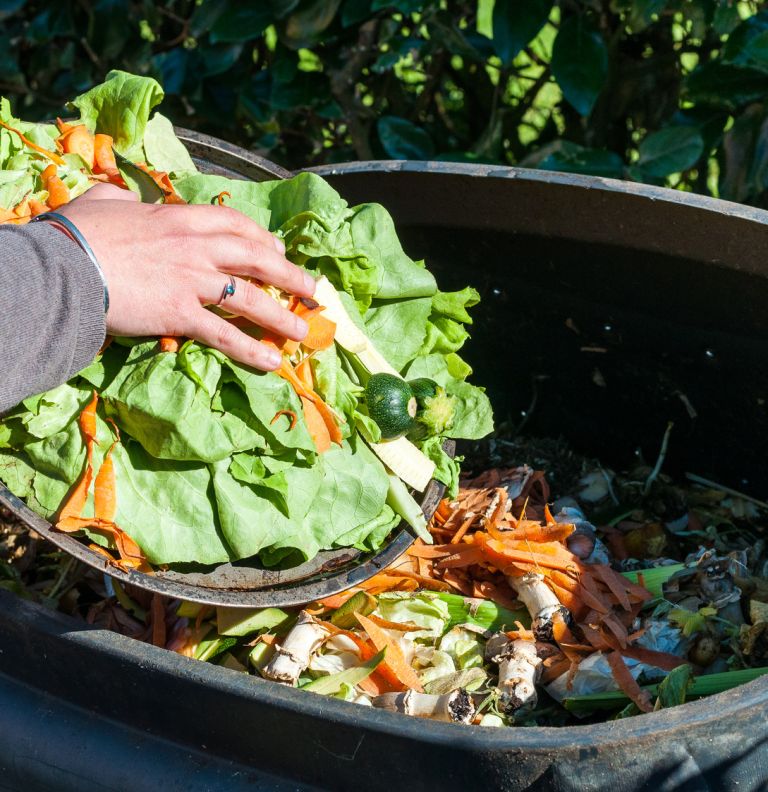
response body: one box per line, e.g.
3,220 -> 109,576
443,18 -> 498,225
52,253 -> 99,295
55,392 -> 150,572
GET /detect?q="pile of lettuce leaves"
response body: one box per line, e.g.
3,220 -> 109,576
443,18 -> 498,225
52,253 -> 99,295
0,71 -> 493,570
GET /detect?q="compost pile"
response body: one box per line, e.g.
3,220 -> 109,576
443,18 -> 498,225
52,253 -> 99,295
0,70 -> 492,571
3,440 -> 767,727
1,70 -> 767,728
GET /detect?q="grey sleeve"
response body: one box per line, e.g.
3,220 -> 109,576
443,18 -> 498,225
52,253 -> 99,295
0,222 -> 106,412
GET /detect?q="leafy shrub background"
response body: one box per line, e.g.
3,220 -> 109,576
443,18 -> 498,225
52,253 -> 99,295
2,0 -> 768,205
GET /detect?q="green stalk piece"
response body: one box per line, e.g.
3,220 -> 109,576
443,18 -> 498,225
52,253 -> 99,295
329,591 -> 377,629
621,564 -> 685,599
564,667 -> 768,714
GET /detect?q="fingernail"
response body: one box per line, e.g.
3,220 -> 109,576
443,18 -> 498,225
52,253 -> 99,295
273,236 -> 286,254
295,317 -> 309,338
265,348 -> 282,368
303,273 -> 316,294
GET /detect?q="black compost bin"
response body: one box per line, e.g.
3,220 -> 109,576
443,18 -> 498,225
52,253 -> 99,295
2,148 -> 768,792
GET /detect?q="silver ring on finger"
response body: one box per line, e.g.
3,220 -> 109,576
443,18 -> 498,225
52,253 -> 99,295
217,274 -> 237,306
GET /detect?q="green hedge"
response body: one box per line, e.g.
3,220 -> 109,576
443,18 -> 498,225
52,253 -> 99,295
3,1 -> 768,204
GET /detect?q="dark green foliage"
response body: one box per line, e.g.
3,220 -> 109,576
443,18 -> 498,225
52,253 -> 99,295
3,1 -> 768,205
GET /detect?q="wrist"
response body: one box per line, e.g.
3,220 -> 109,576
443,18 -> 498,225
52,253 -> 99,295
32,212 -> 110,314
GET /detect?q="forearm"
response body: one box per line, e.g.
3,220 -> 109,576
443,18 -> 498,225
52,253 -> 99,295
0,223 -> 105,412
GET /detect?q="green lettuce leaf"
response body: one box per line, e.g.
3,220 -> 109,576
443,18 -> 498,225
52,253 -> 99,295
376,591 -> 451,638
420,436 -> 461,498
364,296 -> 433,372
69,70 -> 164,159
101,343 -> 266,462
419,287 -> 480,356
347,203 -> 436,300
113,441 -> 229,565
143,112 -> 197,177
172,172 -> 273,227
0,169 -> 33,210
211,455 -> 323,562
0,449 -> 36,500
20,383 -> 92,439
258,439 -> 390,566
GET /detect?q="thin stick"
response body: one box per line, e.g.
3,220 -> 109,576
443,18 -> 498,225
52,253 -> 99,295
685,472 -> 768,511
643,421 -> 674,496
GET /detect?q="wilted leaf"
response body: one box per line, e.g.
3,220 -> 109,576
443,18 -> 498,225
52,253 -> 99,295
491,0 -> 553,65
668,605 -> 716,637
551,16 -> 608,116
636,126 -> 704,177
654,664 -> 693,710
377,115 -> 435,159
302,648 -> 386,694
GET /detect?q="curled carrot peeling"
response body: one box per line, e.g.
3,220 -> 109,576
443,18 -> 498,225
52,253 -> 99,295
217,190 -> 231,206
0,118 -> 66,165
270,409 -> 298,431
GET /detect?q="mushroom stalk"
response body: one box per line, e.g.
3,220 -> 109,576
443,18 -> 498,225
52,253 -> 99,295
262,610 -> 329,685
372,689 -> 474,724
485,633 -> 542,714
508,571 -> 569,641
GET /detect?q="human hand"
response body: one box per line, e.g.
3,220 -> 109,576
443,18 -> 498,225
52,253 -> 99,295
58,183 -> 315,371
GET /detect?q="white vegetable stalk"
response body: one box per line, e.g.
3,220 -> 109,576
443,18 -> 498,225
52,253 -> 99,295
509,571 -> 569,641
372,689 -> 475,724
485,633 -> 542,714
262,611 -> 330,685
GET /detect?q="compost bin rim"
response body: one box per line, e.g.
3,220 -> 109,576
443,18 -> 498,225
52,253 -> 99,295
307,158 -> 768,225
3,140 -> 765,755
5,589 -> 767,750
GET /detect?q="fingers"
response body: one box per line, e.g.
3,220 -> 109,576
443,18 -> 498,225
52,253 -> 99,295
206,234 -> 315,297
211,276 -> 308,341
189,309 -> 283,371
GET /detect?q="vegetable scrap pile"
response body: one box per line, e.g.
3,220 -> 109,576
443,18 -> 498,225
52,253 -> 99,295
0,71 -> 493,571
4,445 -> 767,727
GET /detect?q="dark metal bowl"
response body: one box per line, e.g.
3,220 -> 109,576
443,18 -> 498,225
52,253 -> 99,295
0,131 -> 451,607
